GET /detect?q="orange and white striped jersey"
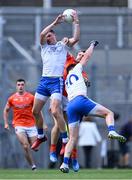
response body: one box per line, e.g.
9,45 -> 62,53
7,92 -> 35,127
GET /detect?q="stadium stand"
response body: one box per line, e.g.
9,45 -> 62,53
0,0 -> 127,7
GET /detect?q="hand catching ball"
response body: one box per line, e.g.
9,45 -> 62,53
63,9 -> 75,23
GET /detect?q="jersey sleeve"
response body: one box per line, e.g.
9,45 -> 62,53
7,96 -> 13,107
60,40 -> 70,51
28,93 -> 34,106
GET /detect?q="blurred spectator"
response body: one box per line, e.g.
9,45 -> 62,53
78,116 -> 102,168
118,119 -> 132,168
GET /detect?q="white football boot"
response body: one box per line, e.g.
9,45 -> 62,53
108,131 -> 126,143
60,163 -> 69,173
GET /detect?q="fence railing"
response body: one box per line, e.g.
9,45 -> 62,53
0,7 -> 132,50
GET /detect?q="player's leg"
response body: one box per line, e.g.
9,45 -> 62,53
31,94 -> 48,151
50,98 -> 66,131
32,95 -> 46,135
88,102 -> 126,142
49,95 -> 69,163
49,78 -> 69,162
15,127 -> 36,170
60,98 -> 81,173
49,96 -> 67,161
60,96 -> 91,172
50,97 -> 69,150
63,110 -> 79,172
27,126 -> 38,170
71,145 -> 80,172
32,77 -> 50,150
50,115 -> 60,163
59,97 -> 69,156
60,123 -> 79,173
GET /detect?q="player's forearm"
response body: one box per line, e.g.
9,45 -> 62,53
3,111 -> 9,126
68,23 -> 80,46
71,10 -> 80,44
73,22 -> 80,43
80,44 -> 94,66
40,14 -> 64,38
40,22 -> 56,37
85,44 -> 94,59
85,40 -> 99,59
40,22 -> 55,44
81,41 -> 99,65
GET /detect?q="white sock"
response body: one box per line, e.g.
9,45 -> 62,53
38,134 -> 44,139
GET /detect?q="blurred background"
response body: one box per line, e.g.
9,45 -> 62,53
0,0 -> 132,169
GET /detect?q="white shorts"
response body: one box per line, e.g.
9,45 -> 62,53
15,126 -> 37,138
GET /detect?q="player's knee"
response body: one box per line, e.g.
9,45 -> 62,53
53,123 -> 59,130
103,109 -> 114,118
23,143 -> 30,151
51,107 -> 59,117
70,136 -> 77,145
108,110 -> 114,117
32,108 -> 39,117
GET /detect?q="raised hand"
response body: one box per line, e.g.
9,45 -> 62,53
54,14 -> 65,25
4,123 -> 10,130
90,40 -> 99,47
62,37 -> 69,45
71,10 -> 79,24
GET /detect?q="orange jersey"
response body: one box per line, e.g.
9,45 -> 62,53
7,92 -> 35,127
63,53 -> 77,81
63,53 -> 89,97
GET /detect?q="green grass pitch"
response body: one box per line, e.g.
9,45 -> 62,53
0,169 -> 131,179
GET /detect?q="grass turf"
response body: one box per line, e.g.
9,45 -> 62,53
0,169 -> 131,179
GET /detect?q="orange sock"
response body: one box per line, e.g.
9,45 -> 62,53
71,148 -> 77,159
50,144 -> 56,153
60,143 -> 66,155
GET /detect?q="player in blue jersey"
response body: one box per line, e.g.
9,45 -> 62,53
31,11 -> 80,152
60,40 -> 126,173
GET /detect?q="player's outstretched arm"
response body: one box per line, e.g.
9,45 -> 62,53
3,102 -> 10,130
67,10 -> 80,47
80,40 -> 99,66
40,14 -> 65,45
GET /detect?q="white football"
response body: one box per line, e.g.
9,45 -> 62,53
63,9 -> 75,23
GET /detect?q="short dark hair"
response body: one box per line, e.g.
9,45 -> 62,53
81,49 -> 86,53
16,79 -> 25,83
66,64 -> 76,74
49,29 -> 55,34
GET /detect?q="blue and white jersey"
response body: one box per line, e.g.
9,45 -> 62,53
65,63 -> 87,101
41,41 -> 68,77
